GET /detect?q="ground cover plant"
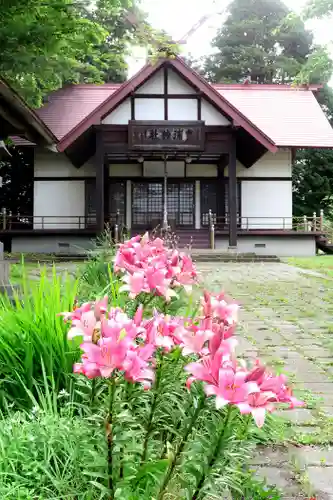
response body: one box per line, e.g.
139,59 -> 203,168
286,255 -> 333,278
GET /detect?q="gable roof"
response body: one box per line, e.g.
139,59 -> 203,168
48,58 -> 279,153
16,57 -> 333,153
0,78 -> 56,146
214,84 -> 333,148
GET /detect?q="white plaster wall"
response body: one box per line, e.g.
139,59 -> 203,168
186,164 -> 217,177
168,69 -> 193,94
225,150 -> 292,178
241,180 -> 292,229
102,98 -> 131,125
136,71 -> 164,94
34,180 -> 85,229
109,163 -> 219,178
201,100 -> 230,126
215,236 -> 316,257
168,99 -> 198,120
143,161 -> 185,177
135,98 -> 164,120
109,164 -> 141,176
34,150 -> 95,177
12,236 -> 94,254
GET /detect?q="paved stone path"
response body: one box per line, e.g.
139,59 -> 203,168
198,262 -> 333,499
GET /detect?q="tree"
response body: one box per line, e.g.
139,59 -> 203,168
0,0 -> 140,106
281,0 -> 333,84
78,0 -> 148,83
293,85 -> 333,217
0,147 -> 34,217
203,0 -> 313,83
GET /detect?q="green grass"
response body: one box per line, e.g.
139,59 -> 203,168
286,255 -> 333,278
0,265 -> 80,410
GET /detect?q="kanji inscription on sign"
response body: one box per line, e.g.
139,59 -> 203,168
128,121 -> 205,151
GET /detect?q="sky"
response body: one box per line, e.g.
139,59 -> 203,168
127,0 -> 333,77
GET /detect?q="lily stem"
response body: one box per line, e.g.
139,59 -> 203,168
192,404 -> 233,500
106,378 -> 116,499
157,393 -> 206,500
141,355 -> 164,464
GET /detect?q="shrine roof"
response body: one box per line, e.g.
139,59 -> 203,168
10,57 -> 333,151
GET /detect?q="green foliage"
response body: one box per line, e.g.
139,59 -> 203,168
236,474 -> 282,499
0,147 -> 34,216
0,264 -> 79,409
202,0 -> 313,83
277,1 -> 333,83
304,0 -> 333,19
293,85 -> 333,217
78,229 -> 118,300
0,0 -> 142,106
0,406 -> 108,499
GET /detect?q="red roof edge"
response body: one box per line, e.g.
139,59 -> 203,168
213,83 -> 323,91
57,57 -> 278,154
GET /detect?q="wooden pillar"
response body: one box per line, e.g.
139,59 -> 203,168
217,158 -> 225,226
228,134 -> 237,247
104,160 -> 109,224
95,130 -> 105,233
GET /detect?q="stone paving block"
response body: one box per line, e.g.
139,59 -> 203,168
321,407 -> 333,417
292,446 -> 333,467
306,467 -> 333,498
292,371 -> 328,384
275,409 -> 314,424
295,426 -> 321,435
303,349 -> 332,358
251,446 -> 290,466
254,466 -> 296,489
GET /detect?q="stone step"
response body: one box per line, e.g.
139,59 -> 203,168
188,251 -> 280,262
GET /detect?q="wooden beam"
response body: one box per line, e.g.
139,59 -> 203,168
95,130 -> 105,233
228,134 -> 237,247
164,66 -> 168,120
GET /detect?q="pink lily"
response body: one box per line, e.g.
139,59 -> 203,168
237,391 -> 277,428
185,348 -> 230,387
205,368 -> 259,409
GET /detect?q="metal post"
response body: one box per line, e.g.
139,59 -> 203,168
303,215 -> 307,231
208,209 -> 214,249
115,209 -> 120,243
320,209 -> 324,231
2,208 -> 6,230
163,154 -> 168,231
114,224 -> 119,243
313,212 -> 317,232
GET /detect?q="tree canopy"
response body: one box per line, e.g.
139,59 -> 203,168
0,0 -> 144,106
202,0 -> 313,84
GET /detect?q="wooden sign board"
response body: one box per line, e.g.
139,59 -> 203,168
128,120 -> 205,152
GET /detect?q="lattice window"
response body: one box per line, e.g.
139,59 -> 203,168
132,182 -> 163,228
85,179 -> 125,227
